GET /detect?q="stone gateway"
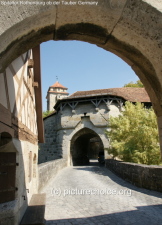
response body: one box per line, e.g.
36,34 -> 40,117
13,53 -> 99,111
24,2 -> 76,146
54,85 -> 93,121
39,84 -> 151,166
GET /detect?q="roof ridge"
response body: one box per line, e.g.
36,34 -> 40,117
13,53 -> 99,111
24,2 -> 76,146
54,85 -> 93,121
68,91 -> 78,97
68,87 -> 150,103
50,81 -> 68,89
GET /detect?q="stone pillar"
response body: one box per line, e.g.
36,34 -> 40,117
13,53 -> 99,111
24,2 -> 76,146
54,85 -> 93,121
157,116 -> 162,160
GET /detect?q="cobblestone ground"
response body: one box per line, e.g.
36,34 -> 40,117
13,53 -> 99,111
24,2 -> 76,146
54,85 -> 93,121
41,161 -> 162,225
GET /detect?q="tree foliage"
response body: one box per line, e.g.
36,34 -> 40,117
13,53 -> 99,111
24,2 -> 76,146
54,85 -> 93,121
42,110 -> 53,118
106,102 -> 161,165
124,80 -> 144,88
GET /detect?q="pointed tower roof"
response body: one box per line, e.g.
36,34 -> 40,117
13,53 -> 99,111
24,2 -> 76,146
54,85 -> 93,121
50,81 -> 67,90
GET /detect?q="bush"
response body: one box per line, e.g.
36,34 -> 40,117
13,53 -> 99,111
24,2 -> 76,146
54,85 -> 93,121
106,102 -> 161,165
42,110 -> 53,118
124,80 -> 144,87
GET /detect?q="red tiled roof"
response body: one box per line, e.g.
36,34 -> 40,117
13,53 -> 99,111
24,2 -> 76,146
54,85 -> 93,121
68,88 -> 150,102
50,81 -> 67,89
48,91 -> 69,94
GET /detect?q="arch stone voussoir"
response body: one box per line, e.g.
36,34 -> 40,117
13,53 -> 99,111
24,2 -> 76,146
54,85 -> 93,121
97,0 -> 162,116
0,0 -> 129,71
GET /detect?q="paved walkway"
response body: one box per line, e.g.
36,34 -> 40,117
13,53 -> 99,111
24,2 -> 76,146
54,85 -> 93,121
41,161 -> 162,225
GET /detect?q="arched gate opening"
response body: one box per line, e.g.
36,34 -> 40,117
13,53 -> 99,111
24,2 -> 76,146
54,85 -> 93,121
70,128 -> 104,166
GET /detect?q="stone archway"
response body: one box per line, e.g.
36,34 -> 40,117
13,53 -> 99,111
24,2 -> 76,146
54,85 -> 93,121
70,128 -> 104,166
1,0 -> 162,156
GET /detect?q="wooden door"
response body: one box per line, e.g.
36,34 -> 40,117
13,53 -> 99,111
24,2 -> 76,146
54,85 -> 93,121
0,152 -> 16,203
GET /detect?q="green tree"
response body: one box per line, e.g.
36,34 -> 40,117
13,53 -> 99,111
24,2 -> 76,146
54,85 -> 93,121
124,80 -> 144,87
106,102 -> 161,165
42,110 -> 53,118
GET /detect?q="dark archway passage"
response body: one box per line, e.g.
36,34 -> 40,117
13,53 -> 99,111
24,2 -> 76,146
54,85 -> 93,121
70,128 -> 104,166
88,137 -> 104,159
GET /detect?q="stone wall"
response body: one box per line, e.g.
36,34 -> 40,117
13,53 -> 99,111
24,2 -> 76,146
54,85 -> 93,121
105,159 -> 162,192
38,159 -> 67,191
38,113 -> 60,163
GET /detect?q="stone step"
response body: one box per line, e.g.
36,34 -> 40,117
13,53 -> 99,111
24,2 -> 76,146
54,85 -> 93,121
20,193 -> 46,225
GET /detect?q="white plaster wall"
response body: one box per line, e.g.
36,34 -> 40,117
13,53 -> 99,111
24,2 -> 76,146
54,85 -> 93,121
14,138 -> 38,224
49,93 -> 57,111
109,103 -> 121,117
0,73 -> 8,108
0,50 -> 38,135
0,139 -> 38,225
0,50 -> 39,224
6,67 -> 15,113
4,49 -> 38,135
48,90 -> 69,111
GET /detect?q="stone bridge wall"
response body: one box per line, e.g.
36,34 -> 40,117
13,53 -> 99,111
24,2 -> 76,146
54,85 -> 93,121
38,159 -> 67,191
105,159 -> 162,192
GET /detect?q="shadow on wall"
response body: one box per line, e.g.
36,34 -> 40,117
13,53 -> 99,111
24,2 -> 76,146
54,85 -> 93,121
0,122 -> 28,224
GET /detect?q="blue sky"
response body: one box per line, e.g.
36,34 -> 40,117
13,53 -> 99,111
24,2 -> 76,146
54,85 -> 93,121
41,40 -> 138,111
